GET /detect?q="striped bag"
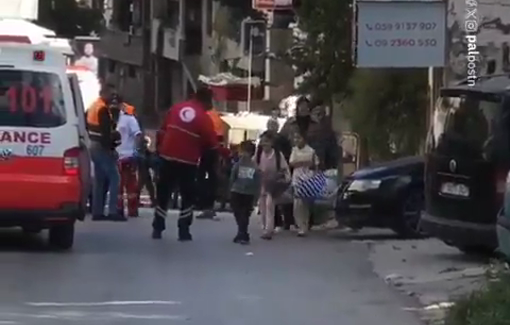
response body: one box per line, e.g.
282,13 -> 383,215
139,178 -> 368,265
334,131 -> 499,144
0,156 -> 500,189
294,171 -> 328,200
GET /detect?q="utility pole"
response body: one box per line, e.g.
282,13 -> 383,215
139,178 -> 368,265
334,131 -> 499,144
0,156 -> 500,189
241,19 -> 266,112
142,0 -> 154,121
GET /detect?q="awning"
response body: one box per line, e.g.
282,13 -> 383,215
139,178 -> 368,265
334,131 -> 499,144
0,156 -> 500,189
199,73 -> 263,101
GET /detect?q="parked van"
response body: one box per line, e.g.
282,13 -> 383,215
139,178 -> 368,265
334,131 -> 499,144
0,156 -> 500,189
421,75 -> 510,254
0,40 -> 90,249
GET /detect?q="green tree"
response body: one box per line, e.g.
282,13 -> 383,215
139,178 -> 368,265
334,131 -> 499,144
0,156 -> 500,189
344,69 -> 428,161
38,0 -> 103,37
289,0 -> 354,103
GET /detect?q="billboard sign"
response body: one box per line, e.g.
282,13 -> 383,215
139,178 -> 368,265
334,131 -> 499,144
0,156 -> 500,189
253,0 -> 293,11
356,1 -> 446,67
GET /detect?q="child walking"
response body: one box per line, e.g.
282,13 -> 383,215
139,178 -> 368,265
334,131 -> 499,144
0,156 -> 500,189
255,131 -> 290,240
230,141 -> 260,245
289,132 -> 319,236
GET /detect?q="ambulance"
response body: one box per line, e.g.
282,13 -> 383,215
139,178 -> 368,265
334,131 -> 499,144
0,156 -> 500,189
0,37 -> 90,250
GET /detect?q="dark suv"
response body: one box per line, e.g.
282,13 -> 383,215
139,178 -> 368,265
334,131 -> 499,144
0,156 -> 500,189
420,75 -> 510,254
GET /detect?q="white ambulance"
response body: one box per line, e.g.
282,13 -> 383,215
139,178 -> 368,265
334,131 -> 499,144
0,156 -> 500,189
0,38 -> 90,250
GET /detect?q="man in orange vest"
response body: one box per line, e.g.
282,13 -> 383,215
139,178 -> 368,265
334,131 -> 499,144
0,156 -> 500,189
87,84 -> 124,221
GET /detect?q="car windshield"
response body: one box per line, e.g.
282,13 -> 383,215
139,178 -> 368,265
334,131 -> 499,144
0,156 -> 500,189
0,69 -> 66,128
427,93 -> 510,161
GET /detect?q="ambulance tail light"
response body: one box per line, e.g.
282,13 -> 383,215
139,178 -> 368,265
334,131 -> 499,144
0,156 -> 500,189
63,147 -> 80,175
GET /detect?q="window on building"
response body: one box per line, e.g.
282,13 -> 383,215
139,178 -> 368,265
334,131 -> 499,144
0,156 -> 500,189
132,0 -> 142,27
206,0 -> 213,36
108,59 -> 116,73
112,0 -> 133,31
128,65 -> 137,78
164,0 -> 180,29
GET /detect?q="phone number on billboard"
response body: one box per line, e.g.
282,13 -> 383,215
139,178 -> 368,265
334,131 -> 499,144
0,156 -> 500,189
365,22 -> 437,31
365,38 -> 438,47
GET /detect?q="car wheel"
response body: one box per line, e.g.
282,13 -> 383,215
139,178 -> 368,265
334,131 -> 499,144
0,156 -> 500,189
393,189 -> 425,238
48,224 -> 75,250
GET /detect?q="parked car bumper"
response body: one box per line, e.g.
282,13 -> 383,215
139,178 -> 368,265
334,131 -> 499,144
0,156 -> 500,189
420,212 -> 497,248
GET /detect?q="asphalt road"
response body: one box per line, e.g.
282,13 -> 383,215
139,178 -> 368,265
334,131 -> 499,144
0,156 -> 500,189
0,209 -> 422,325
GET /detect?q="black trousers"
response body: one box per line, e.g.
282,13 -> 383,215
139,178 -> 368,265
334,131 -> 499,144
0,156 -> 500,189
138,158 -> 156,203
196,150 -> 218,210
275,204 -> 295,228
153,159 -> 197,232
230,192 -> 254,235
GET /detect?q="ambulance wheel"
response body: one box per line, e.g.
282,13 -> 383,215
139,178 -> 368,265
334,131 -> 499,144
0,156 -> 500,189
48,224 -> 75,250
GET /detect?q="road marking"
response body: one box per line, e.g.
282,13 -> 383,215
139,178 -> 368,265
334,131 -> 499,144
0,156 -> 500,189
0,321 -> 18,324
1,311 -> 187,320
25,300 -> 181,307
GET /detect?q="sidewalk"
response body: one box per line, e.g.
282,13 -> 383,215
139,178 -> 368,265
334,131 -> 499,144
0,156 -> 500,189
361,238 -> 489,324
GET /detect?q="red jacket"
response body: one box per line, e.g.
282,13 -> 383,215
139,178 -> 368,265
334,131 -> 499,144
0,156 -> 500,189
157,99 -> 219,165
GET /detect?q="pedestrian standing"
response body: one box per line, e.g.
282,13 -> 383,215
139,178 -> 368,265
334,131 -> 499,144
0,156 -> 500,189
153,87 -> 219,240
87,84 -> 124,221
254,131 -> 290,240
289,132 -> 319,236
230,141 -> 260,245
116,103 -> 143,218
137,135 -> 157,207
265,116 -> 294,231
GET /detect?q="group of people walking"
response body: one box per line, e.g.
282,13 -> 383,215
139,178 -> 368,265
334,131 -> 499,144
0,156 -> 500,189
86,82 -> 339,244
229,97 -> 339,243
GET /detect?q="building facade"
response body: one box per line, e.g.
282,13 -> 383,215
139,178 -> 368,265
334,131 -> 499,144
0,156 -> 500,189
98,0 -> 296,123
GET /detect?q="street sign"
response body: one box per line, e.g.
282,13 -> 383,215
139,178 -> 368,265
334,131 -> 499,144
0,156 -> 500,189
241,20 -> 267,56
253,0 -> 293,11
355,1 -> 446,67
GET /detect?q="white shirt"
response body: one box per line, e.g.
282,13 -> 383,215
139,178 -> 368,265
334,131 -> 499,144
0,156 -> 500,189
289,145 -> 318,184
116,112 -> 141,160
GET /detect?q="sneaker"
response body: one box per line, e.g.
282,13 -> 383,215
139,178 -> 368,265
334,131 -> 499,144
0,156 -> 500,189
297,231 -> 306,237
151,230 -> 162,239
260,233 -> 272,240
109,214 -> 127,222
92,214 -> 108,221
239,239 -> 250,245
233,234 -> 242,243
196,210 -> 215,220
274,227 -> 282,233
178,229 -> 193,242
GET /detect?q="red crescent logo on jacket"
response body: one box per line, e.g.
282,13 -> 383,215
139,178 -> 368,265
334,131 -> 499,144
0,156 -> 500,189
179,107 -> 196,123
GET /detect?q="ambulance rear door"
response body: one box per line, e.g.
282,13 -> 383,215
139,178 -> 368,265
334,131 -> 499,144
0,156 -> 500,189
0,44 -> 82,209
68,73 -> 91,215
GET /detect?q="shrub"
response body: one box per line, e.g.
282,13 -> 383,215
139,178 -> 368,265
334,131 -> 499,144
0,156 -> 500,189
446,272 -> 510,325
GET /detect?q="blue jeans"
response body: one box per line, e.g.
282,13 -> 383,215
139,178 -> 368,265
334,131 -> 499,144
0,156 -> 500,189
90,143 -> 120,216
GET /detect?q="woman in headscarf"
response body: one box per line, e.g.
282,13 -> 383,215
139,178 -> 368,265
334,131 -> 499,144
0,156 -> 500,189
279,97 -> 339,228
280,97 -> 339,170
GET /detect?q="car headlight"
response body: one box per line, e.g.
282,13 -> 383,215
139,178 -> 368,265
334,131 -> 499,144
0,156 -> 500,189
348,179 -> 382,192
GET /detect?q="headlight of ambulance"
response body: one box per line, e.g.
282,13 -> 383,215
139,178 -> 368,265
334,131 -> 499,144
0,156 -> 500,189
348,179 -> 382,192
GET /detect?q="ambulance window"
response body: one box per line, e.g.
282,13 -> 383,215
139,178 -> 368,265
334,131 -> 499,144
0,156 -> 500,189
0,70 -> 66,127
